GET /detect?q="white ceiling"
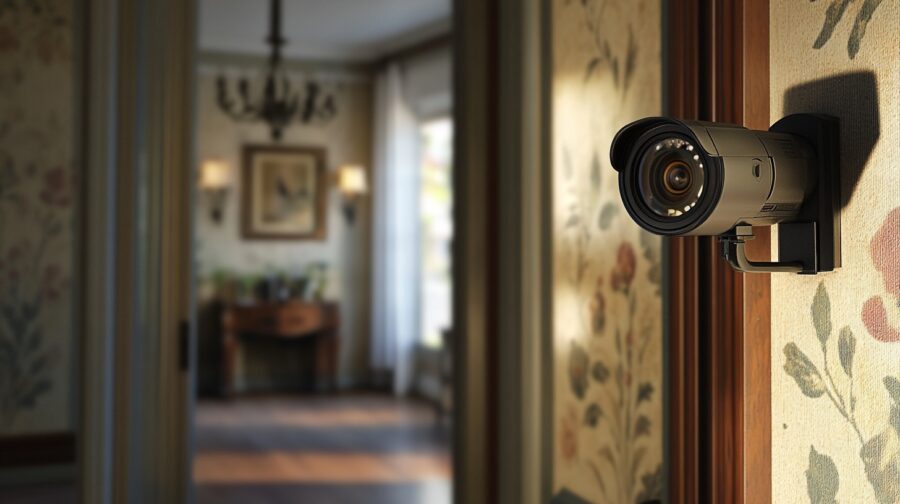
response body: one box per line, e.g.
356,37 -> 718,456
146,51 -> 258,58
199,0 -> 452,62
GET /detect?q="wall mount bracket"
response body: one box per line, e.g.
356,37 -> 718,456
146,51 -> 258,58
719,113 -> 841,275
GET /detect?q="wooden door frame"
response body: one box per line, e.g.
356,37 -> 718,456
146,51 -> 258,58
666,0 -> 771,502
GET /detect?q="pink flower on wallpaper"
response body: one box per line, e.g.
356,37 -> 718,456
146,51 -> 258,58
861,297 -> 899,343
862,207 -> 900,343
39,167 -> 71,207
611,242 -> 637,292
589,275 -> 607,334
871,207 -> 900,298
559,405 -> 579,464
0,26 -> 19,53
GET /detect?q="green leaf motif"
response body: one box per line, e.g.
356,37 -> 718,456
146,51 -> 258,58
838,326 -> 856,377
813,0 -> 853,49
635,463 -> 664,503
639,229 -> 656,255
806,445 -> 839,504
812,282 -> 832,347
583,57 -> 601,83
848,0 -> 885,59
591,361 -> 610,383
860,407 -> 900,504
590,151 -> 602,193
597,203 -> 618,230
637,382 -> 654,404
885,376 -> 900,405
568,342 -> 590,399
634,415 -> 651,438
584,403 -> 602,427
622,26 -> 637,92
783,343 -> 827,398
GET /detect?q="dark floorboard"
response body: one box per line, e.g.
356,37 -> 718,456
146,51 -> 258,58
0,485 -> 75,504
194,394 -> 452,504
196,481 -> 451,504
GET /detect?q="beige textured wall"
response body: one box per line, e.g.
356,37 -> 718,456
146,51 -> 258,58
194,66 -> 373,389
551,0 -> 665,502
770,1 -> 899,502
0,0 -> 77,434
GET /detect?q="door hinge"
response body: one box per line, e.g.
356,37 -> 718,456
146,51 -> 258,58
179,319 -> 190,372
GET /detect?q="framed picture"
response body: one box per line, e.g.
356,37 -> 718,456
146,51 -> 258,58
241,145 -> 327,240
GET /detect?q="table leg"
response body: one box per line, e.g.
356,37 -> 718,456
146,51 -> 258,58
314,331 -> 338,392
221,330 -> 237,398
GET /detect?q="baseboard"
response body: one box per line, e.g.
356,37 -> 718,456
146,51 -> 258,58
0,432 -> 76,468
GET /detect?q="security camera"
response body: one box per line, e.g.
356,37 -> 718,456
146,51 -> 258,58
610,114 -> 840,274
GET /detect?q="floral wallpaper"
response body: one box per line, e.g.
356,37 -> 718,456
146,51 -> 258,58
771,0 -> 899,502
0,0 -> 76,434
551,0 -> 664,502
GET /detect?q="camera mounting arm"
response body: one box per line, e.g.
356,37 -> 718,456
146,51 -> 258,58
720,225 -> 805,273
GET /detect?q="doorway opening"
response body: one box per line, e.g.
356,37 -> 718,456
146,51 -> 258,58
191,1 -> 455,503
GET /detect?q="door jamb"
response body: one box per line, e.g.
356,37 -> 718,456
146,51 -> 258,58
453,0 -> 550,502
79,0 -> 197,502
79,0 -> 120,501
666,0 -> 771,502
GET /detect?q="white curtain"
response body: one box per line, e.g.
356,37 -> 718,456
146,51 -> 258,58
370,63 -> 421,396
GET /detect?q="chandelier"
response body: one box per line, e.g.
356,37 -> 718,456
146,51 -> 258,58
216,0 -> 337,141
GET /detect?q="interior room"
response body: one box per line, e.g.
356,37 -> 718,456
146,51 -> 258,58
191,1 -> 454,503
0,0 -> 896,503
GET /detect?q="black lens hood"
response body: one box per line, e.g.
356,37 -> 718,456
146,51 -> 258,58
618,123 -> 723,235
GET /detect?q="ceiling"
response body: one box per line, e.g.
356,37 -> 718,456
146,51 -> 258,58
199,0 -> 452,62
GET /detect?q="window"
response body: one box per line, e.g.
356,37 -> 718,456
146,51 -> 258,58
418,117 -> 454,347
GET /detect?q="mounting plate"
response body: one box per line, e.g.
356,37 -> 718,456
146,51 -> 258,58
721,114 -> 841,274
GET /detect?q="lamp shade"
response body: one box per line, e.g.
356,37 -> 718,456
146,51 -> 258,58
199,159 -> 231,190
337,164 -> 368,196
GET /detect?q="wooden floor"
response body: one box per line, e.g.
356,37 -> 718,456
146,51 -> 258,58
0,485 -> 75,504
195,394 -> 452,504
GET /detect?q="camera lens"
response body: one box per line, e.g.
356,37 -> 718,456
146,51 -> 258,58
637,136 -> 705,218
663,161 -> 691,194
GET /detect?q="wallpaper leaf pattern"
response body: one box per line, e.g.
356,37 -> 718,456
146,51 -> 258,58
0,0 -> 73,431
811,0 -> 888,59
784,281 -> 900,503
577,0 -> 638,95
553,1 -> 663,501
771,1 -> 898,501
863,207 -> 900,343
557,153 -> 662,502
806,445 -> 840,504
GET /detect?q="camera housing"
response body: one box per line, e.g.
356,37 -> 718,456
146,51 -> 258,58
610,114 -> 840,274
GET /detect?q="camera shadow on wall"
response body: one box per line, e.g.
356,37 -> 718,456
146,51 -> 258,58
782,71 -> 879,209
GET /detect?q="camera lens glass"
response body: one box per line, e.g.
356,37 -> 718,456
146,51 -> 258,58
637,136 -> 705,217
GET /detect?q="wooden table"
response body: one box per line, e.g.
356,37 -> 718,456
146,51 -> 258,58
220,301 -> 339,397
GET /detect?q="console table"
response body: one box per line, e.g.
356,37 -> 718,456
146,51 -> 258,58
220,301 -> 339,397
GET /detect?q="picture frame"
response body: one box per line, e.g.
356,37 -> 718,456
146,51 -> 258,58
241,145 -> 328,240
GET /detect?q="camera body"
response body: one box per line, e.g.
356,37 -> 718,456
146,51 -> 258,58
610,114 -> 840,274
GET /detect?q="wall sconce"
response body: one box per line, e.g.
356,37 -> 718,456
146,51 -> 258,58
336,164 -> 368,225
199,159 -> 231,224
